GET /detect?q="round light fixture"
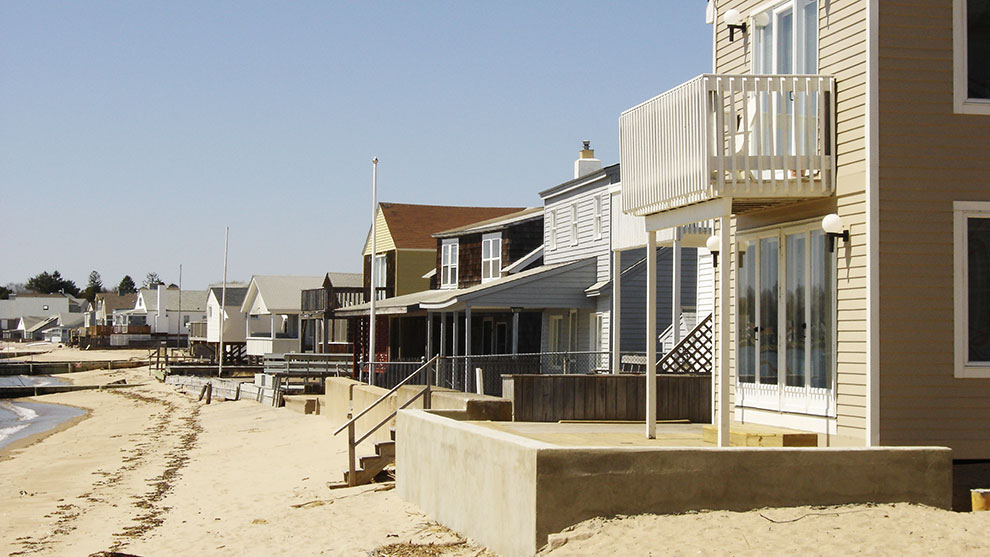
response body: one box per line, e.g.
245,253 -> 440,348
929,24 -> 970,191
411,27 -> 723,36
822,213 -> 845,235
724,8 -> 743,26
706,235 -> 722,254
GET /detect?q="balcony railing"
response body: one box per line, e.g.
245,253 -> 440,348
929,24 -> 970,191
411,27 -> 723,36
620,74 -> 836,217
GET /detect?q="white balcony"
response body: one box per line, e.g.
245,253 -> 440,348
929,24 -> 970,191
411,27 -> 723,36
620,74 -> 836,217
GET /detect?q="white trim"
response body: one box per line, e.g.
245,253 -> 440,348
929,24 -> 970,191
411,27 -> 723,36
569,203 -> 579,246
440,239 -> 459,289
481,232 -> 502,283
953,0 -> 990,115
548,209 -> 557,251
954,201 -> 990,378
593,194 -> 603,240
737,405 -> 837,435
502,244 -> 544,274
866,0 -> 880,447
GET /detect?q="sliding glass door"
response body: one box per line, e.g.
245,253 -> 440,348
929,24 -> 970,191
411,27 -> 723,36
737,224 -> 834,416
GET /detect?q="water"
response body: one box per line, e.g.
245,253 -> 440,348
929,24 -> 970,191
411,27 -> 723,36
0,400 -> 86,450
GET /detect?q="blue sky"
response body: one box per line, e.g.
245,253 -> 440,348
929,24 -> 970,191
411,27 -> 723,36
1,1 -> 712,290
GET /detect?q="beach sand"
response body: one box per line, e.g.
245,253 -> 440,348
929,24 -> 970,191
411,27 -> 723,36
0,363 -> 490,556
2,349 -> 989,555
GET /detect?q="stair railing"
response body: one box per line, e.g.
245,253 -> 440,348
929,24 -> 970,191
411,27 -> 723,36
332,354 -> 437,486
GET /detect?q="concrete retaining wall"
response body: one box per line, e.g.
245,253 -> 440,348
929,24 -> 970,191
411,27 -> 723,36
396,410 -> 953,557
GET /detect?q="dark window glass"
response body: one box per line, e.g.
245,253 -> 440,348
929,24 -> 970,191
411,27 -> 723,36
968,217 -> 990,361
968,0 -> 990,99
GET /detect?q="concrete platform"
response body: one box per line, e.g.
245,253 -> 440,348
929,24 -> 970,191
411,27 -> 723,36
397,411 -> 953,557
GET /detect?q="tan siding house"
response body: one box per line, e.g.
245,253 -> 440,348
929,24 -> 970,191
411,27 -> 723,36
617,0 -> 990,462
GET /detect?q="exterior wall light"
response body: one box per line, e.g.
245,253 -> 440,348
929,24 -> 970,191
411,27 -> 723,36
707,234 -> 722,268
822,213 -> 849,253
724,9 -> 747,42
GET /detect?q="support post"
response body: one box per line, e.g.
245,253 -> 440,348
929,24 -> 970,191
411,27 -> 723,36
453,311 -> 460,390
512,311 -> 520,355
465,305 -> 472,392
718,216 -> 731,447
673,232 -> 682,346
612,250 -> 621,373
426,311 -> 433,359
347,413 -> 357,487
646,231 -> 657,439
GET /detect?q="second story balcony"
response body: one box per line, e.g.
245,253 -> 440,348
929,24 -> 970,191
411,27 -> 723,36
620,74 -> 836,218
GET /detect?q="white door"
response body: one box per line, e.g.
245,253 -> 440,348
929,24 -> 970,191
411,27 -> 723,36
736,224 -> 835,416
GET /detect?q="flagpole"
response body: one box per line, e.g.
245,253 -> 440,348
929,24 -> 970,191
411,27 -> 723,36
368,158 -> 378,385
219,226 -> 229,377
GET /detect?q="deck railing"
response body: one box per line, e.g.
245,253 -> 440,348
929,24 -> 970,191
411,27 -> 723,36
620,74 -> 836,216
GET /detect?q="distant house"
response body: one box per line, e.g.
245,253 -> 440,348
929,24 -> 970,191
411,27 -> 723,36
0,293 -> 81,333
240,275 -> 324,360
300,272 -> 363,354
42,313 -> 86,344
187,284 -> 249,362
113,286 -> 208,336
93,292 -> 138,326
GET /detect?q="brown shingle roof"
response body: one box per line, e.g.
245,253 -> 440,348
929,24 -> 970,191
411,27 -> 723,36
381,203 -> 525,249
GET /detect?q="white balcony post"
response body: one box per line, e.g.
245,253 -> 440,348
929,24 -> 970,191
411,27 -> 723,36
426,311 -> 433,359
646,231 -> 657,439
673,231 -> 682,347
612,249 -> 621,374
718,216 -> 731,447
465,305 -> 472,392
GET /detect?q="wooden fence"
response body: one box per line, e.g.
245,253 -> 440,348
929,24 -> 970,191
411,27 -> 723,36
502,373 -> 711,423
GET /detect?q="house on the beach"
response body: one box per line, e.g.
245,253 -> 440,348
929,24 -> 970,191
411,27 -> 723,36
0,293 -> 82,335
187,284 -> 249,362
299,272 -> 363,354
617,0 -> 990,468
240,275 -> 324,361
114,285 -> 208,337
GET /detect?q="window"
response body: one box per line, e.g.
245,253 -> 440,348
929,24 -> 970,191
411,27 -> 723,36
549,315 -> 564,351
570,203 -> 578,246
591,313 -> 605,352
752,0 -> 817,75
954,202 -> 990,377
593,195 -> 603,240
208,306 -> 213,318
481,233 -> 502,282
548,210 -> 557,250
373,254 -> 387,300
955,0 -> 990,114
441,240 -> 458,288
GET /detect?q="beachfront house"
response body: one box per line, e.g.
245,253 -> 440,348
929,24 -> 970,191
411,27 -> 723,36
299,272 -> 363,354
186,284 -> 249,362
114,285 -> 208,337
619,0 -> 990,479
241,275 -> 324,361
351,203 -> 528,367
93,292 -> 137,326
41,313 -> 85,344
0,293 -> 81,335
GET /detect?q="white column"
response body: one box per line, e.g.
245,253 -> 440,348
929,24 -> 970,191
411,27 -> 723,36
424,311 -> 431,358
718,216 -> 731,447
512,311 -> 520,355
439,312 -> 447,358
646,231 -> 657,439
612,250 -> 621,374
453,311 -> 460,389
672,233 -> 682,346
465,305 -> 472,392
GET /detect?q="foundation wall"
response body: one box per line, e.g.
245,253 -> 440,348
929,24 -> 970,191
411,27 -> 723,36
397,411 -> 952,557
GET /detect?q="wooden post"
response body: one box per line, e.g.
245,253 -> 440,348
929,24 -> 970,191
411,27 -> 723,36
475,367 -> 484,395
973,489 -> 990,511
347,414 -> 357,487
198,383 -> 208,401
206,382 -> 212,404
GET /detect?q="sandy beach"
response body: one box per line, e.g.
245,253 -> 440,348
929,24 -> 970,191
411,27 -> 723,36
1,349 -> 988,556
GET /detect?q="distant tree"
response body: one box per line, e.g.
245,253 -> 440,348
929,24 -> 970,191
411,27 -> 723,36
142,272 -> 163,289
0,285 -> 11,300
25,270 -> 80,297
117,275 -> 137,295
4,282 -> 26,294
82,271 -> 104,303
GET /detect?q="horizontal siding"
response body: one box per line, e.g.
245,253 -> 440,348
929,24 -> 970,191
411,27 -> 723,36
616,247 -> 699,354
544,185 -> 611,282
878,0 -> 990,459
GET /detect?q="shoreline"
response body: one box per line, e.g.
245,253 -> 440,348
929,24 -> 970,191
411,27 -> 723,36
0,398 -> 90,460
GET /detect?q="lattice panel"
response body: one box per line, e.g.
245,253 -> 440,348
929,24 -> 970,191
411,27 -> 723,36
658,313 -> 713,374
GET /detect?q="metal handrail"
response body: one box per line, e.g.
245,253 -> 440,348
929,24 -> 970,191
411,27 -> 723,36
353,384 -> 431,447
332,354 -> 438,436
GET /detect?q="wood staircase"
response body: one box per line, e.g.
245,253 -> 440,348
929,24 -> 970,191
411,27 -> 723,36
342,429 -> 395,485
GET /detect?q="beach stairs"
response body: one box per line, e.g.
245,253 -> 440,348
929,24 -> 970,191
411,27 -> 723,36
343,429 -> 396,486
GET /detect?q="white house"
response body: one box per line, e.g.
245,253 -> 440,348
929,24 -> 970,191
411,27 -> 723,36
241,275 -> 324,358
116,285 -> 208,335
206,285 -> 248,344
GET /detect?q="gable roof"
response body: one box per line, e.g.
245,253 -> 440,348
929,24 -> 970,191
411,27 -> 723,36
432,207 -> 543,238
241,275 -> 324,314
208,286 -> 249,308
138,288 -> 209,313
367,203 -> 526,252
96,292 -> 138,313
325,272 -> 363,290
